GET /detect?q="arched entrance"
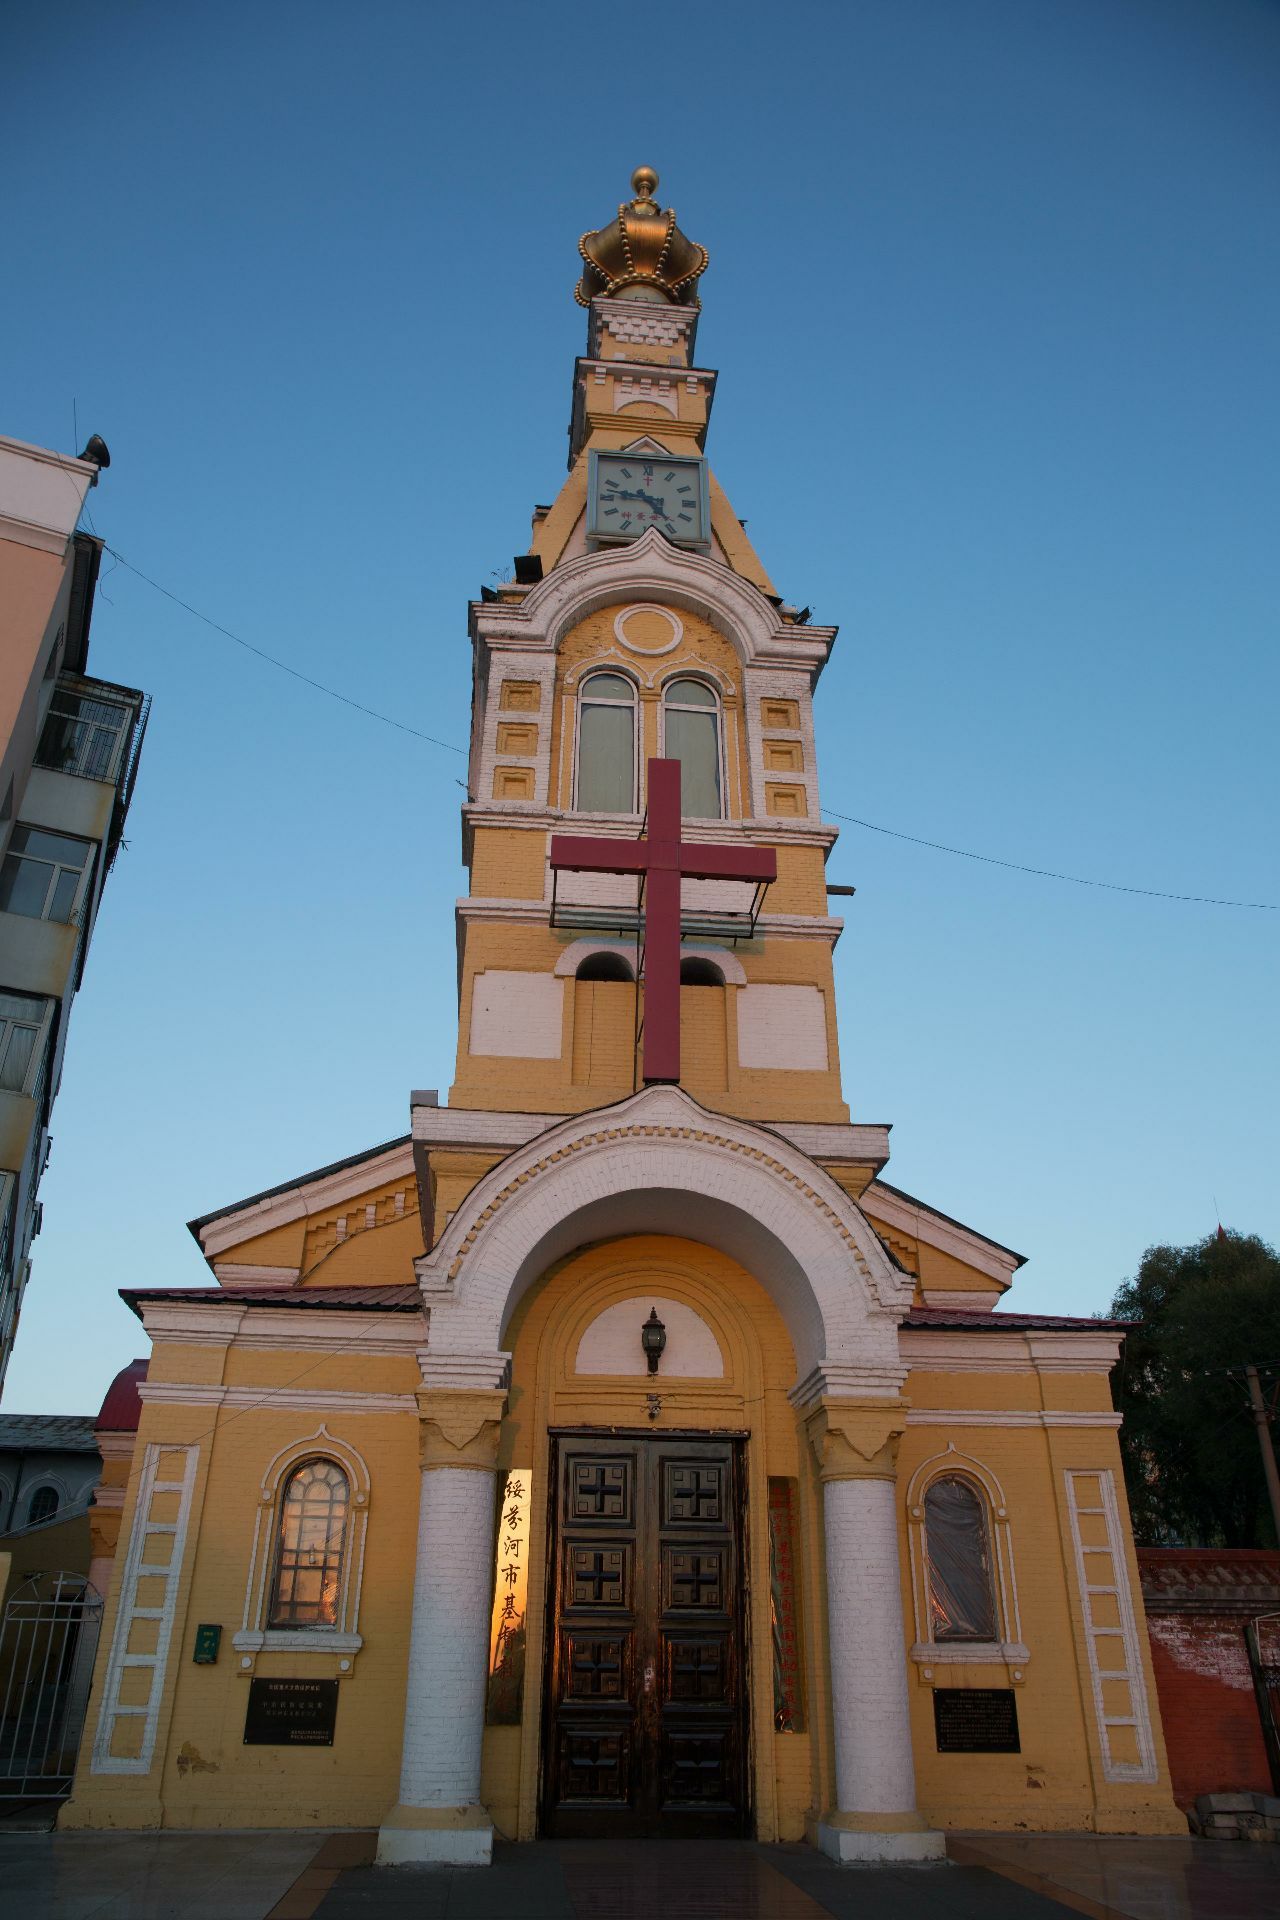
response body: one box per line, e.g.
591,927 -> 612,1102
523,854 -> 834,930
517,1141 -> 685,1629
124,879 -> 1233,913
378,1087 -> 943,1867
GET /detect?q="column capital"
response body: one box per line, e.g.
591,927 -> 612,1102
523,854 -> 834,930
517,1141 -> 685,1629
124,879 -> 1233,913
804,1397 -> 909,1482
416,1388 -> 506,1472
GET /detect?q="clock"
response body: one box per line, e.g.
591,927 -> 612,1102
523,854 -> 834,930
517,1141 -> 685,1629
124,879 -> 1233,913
587,450 -> 709,548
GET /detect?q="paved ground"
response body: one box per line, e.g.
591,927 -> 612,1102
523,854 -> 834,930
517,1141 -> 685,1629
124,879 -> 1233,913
2,1828 -> 1278,1920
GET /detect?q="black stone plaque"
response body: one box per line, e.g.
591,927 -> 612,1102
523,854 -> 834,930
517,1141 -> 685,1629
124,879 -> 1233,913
933,1687 -> 1020,1754
244,1677 -> 338,1746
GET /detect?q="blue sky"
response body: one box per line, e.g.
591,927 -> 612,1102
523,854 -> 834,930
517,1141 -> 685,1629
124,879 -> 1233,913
2,0 -> 1276,1412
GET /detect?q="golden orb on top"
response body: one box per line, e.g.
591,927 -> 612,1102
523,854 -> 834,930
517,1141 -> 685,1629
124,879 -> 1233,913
574,168 -> 708,309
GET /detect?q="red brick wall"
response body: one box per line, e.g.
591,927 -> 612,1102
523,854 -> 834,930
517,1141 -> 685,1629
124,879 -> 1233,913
1138,1549 -> 1280,1809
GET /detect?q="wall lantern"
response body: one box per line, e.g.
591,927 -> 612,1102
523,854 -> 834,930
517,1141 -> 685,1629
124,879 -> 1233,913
641,1308 -> 667,1375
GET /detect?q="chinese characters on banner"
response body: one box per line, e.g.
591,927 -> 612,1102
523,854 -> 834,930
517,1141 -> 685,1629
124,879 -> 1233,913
768,1477 -> 804,1732
486,1469 -> 532,1724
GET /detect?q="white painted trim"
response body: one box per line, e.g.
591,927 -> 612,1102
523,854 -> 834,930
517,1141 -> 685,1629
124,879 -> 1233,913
612,603 -> 683,656
905,1443 -> 1024,1664
232,1629 -> 364,1656
909,1642 -> 1030,1666
212,1263 -> 301,1288
1064,1468 -> 1159,1784
90,1442 -> 198,1774
900,1329 -> 1121,1373
138,1382 -> 417,1416
862,1182 -> 1021,1285
469,524 -> 837,675
138,1302 -> 425,1354
241,1425 -> 372,1652
551,936 -> 747,987
904,1409 -> 1122,1429
920,1289 -> 1002,1312
196,1141 -> 415,1260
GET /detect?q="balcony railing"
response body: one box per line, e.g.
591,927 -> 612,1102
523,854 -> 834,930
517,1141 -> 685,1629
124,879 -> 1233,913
34,675 -> 145,788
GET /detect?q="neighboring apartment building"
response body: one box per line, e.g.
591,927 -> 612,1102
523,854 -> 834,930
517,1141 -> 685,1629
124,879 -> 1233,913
0,1412 -> 100,1533
0,434 -> 148,1390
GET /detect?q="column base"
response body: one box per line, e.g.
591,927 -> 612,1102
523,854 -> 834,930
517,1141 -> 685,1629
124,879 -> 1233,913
376,1803 -> 493,1867
817,1811 -> 947,1865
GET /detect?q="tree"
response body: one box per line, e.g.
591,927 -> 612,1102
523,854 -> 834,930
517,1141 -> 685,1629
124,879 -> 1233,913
1108,1231 -> 1280,1548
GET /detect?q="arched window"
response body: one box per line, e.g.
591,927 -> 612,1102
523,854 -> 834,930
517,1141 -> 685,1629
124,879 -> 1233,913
923,1476 -> 998,1642
662,678 -> 722,818
576,673 -> 636,812
680,955 -> 724,986
269,1458 -> 350,1629
576,951 -> 634,983
27,1484 -> 59,1526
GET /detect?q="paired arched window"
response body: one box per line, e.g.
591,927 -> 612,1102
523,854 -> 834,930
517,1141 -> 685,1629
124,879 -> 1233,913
268,1457 -> 350,1629
27,1484 -> 59,1526
662,678 -> 722,818
576,951 -> 634,984
922,1476 -> 998,1642
576,673 -> 636,812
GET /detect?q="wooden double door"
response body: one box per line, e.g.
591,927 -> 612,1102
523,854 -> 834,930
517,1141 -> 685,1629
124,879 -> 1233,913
542,1432 -> 749,1838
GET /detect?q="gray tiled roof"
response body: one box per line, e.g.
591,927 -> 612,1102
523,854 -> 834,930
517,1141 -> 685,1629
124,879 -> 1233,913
0,1414 -> 99,1452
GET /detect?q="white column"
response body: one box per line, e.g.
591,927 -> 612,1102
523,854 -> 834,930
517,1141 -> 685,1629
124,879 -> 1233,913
808,1400 -> 945,1865
377,1387 -> 505,1868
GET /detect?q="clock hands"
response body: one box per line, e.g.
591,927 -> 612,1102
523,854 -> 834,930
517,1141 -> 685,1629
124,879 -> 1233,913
603,485 -> 667,516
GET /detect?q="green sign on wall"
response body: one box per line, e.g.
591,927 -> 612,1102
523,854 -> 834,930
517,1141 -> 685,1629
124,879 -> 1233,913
192,1623 -> 221,1665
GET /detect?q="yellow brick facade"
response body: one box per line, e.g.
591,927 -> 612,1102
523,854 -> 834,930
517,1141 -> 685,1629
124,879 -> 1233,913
63,175 -> 1182,1851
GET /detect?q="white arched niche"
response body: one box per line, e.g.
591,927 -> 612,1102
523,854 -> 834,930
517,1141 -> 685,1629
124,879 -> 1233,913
575,1297 -> 725,1378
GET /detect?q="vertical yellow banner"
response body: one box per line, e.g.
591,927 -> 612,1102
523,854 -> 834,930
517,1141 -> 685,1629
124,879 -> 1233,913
486,1468 -> 532,1724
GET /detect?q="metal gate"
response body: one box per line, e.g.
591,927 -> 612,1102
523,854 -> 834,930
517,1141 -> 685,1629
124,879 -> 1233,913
1245,1618 -> 1280,1796
0,1572 -> 103,1799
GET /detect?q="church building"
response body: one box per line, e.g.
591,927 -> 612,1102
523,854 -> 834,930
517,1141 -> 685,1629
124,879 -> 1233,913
64,172 -> 1183,1863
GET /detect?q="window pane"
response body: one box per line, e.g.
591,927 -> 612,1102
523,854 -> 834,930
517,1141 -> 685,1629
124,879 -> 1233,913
0,857 -> 52,920
269,1458 -> 349,1629
50,869 -> 82,923
924,1478 -> 997,1641
0,1024 -> 37,1093
664,708 -> 721,818
11,828 -> 90,869
578,702 -> 634,811
666,677 -> 716,707
28,1485 -> 59,1524
582,674 -> 633,703
0,991 -> 46,1023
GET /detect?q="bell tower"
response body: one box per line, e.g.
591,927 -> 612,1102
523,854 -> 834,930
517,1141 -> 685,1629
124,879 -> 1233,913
450,171 -> 851,1126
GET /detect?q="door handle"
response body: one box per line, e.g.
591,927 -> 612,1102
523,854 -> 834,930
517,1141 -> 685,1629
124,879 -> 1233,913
643,1659 -> 656,1696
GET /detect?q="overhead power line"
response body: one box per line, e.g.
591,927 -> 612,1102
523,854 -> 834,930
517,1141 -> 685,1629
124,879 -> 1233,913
105,546 -> 466,756
108,545 -> 1275,912
823,808 -> 1276,911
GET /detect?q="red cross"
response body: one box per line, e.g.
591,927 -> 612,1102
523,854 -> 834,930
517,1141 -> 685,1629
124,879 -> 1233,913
549,758 -> 776,1083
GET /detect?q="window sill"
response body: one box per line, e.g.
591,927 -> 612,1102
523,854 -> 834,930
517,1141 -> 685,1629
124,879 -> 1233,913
910,1642 -> 1030,1683
232,1630 -> 363,1656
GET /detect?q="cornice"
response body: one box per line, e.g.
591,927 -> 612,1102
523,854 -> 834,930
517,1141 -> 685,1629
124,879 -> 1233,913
899,1328 -> 1123,1373
196,1140 -> 415,1261
454,897 -> 843,944
460,805 -> 841,852
410,1100 -> 891,1171
468,526 -> 836,677
139,1382 -> 417,1416
862,1181 -> 1022,1286
136,1301 -> 426,1353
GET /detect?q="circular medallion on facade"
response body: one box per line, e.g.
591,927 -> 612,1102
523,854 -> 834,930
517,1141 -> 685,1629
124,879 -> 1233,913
613,604 -> 683,655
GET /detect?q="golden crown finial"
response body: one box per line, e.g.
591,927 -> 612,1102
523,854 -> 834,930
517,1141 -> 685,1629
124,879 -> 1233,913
575,168 -> 708,309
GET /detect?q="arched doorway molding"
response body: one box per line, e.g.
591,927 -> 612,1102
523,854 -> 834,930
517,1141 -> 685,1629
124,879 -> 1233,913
416,1085 -> 912,1401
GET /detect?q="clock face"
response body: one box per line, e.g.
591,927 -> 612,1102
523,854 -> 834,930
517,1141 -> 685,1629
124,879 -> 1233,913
590,453 -> 706,545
